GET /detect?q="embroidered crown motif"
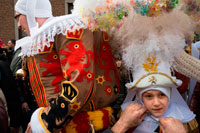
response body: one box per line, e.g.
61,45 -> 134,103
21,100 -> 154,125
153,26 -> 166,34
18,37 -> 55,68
142,56 -> 161,72
66,28 -> 84,40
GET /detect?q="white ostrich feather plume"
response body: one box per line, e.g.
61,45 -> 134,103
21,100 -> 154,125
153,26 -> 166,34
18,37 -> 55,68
113,8 -> 194,70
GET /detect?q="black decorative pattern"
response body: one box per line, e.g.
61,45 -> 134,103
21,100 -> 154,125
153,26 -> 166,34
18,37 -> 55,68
61,81 -> 79,103
41,96 -> 71,132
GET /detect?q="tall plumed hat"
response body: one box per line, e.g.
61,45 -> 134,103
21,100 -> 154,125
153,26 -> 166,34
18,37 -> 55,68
72,1 -> 197,130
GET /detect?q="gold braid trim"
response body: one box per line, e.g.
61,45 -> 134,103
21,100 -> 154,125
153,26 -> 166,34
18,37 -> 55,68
183,118 -> 199,132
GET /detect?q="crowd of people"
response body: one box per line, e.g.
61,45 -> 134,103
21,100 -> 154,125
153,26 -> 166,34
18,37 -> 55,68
0,0 -> 200,133
0,38 -> 37,133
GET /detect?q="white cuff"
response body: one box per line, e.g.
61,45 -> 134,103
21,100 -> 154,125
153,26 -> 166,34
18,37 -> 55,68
30,107 -> 50,133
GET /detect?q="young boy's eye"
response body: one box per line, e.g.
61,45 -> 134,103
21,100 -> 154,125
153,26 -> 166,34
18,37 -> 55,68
160,93 -> 166,97
144,94 -> 152,98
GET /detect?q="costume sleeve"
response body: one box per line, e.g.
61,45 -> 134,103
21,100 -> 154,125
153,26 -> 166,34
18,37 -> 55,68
31,29 -> 95,132
174,51 -> 200,82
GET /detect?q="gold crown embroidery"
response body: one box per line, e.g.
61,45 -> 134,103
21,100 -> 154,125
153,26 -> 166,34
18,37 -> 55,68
142,56 -> 161,72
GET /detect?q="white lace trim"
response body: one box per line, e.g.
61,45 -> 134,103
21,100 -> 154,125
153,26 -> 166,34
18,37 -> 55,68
15,14 -> 87,56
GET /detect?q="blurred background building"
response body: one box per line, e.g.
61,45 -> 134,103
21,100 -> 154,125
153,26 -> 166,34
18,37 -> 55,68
0,0 -> 74,43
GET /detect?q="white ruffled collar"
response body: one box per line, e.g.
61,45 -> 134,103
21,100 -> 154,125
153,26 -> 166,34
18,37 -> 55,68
15,14 -> 87,56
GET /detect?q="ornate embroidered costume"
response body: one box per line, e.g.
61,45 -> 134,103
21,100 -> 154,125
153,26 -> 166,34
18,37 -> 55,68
28,29 -> 120,132
15,0 -> 200,132
15,0 -> 120,132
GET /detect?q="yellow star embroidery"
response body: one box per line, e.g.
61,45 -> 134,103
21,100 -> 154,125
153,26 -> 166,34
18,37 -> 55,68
70,102 -> 81,112
96,75 -> 105,85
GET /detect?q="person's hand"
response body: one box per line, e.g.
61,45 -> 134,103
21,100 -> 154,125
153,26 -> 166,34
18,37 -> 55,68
22,102 -> 30,113
159,117 -> 186,133
25,123 -> 32,133
111,103 -> 147,133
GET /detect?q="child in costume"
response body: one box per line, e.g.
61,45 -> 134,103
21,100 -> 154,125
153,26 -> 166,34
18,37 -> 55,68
14,0 -> 200,132
122,55 -> 198,133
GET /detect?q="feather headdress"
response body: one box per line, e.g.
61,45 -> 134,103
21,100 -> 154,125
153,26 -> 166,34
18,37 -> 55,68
73,0 -> 196,71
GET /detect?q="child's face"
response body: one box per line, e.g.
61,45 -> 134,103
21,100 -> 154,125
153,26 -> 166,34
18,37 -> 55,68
142,90 -> 168,117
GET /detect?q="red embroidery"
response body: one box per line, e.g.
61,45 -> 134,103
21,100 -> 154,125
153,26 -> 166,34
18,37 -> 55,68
39,51 -> 64,93
104,86 -> 112,95
96,75 -> 105,85
103,32 -> 109,42
60,40 -> 94,82
95,42 -> 118,82
38,42 -> 54,54
85,71 -> 94,82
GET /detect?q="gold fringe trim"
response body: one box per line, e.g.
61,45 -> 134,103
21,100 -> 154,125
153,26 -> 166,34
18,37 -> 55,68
183,118 -> 199,132
88,107 -> 113,130
88,109 -> 104,130
64,106 -> 113,132
65,120 -> 77,133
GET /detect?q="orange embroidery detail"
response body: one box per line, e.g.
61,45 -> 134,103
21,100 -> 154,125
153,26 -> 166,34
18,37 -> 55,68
66,29 -> 84,40
27,57 -> 48,107
61,103 -> 65,108
142,56 -> 161,72
53,55 -> 58,59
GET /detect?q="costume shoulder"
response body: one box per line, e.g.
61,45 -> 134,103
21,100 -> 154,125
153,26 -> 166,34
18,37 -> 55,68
15,14 -> 87,56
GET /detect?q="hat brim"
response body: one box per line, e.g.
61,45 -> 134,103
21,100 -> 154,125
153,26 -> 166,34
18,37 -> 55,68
128,72 -> 182,90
